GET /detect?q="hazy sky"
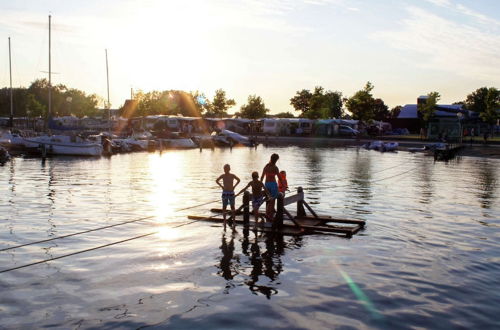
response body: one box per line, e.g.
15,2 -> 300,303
0,0 -> 499,114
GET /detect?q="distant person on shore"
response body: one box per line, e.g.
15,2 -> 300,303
419,127 -> 425,140
237,171 -> 271,224
483,131 -> 489,144
260,153 -> 283,222
216,164 -> 241,230
278,170 -> 289,196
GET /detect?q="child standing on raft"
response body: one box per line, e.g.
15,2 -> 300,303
237,171 -> 271,224
260,153 -> 284,222
278,170 -> 289,196
216,164 -> 240,230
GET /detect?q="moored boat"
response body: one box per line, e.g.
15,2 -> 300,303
211,129 -> 256,147
23,135 -> 103,157
158,137 -> 197,149
364,140 -> 398,152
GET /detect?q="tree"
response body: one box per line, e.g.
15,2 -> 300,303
480,87 -> 500,129
290,87 -> 342,119
463,87 -> 499,128
190,90 -> 209,116
322,90 -> 343,119
372,98 -> 390,121
290,89 -> 312,116
204,89 -> 235,117
345,82 -> 376,122
464,87 -> 489,113
418,91 -> 440,123
25,93 -> 46,117
390,105 -> 402,119
239,95 -> 269,119
274,111 -> 295,118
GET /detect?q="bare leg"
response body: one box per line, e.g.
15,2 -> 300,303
230,204 -> 236,231
222,204 -> 227,230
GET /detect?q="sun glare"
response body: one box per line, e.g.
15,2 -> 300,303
148,152 -> 185,221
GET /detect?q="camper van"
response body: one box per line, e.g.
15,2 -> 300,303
144,115 -> 181,131
297,119 -> 313,135
262,118 -> 290,136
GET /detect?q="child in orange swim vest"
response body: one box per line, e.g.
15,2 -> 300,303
278,170 -> 289,196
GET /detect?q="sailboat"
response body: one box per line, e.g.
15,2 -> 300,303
22,15 -> 103,157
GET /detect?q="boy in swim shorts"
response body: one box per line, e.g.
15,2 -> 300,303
237,171 -> 271,224
216,164 -> 240,230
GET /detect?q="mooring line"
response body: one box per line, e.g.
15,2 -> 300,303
0,199 -> 220,252
0,220 -> 198,275
0,216 -> 155,252
318,160 -> 409,186
322,164 -> 419,189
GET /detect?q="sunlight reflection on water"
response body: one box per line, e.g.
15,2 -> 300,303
0,147 -> 499,329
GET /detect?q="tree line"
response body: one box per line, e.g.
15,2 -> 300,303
0,79 -> 101,118
1,79 -> 498,126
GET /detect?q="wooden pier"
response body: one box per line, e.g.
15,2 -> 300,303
188,187 -> 365,238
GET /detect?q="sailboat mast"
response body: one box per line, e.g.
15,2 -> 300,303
8,37 -> 13,128
105,49 -> 110,131
105,49 -> 110,108
48,15 -> 52,118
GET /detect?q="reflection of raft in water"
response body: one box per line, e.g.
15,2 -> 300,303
188,187 -> 365,238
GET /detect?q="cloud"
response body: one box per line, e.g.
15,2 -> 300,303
373,6 -> 500,81
424,0 -> 452,7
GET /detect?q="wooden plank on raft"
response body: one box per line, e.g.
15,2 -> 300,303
293,218 -> 323,227
296,224 -> 359,236
208,209 -> 364,228
295,216 -> 365,227
188,215 -> 358,236
187,215 -> 304,236
303,201 -> 318,218
283,192 -> 303,206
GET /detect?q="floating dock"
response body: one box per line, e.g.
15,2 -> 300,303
188,187 -> 365,238
434,144 -> 464,161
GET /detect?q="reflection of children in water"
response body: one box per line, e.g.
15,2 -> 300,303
217,228 -> 302,299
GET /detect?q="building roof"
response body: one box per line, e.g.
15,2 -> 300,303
397,104 -> 464,119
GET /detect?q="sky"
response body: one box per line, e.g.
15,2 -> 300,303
0,0 -> 499,114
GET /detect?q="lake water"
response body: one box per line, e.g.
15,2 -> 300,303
0,146 -> 499,329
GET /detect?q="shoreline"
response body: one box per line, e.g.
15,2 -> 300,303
255,136 -> 500,159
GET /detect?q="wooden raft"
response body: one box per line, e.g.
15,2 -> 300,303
188,187 -> 365,238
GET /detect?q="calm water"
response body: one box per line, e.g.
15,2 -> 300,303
0,147 -> 499,329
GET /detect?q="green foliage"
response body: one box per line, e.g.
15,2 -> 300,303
479,87 -> 500,126
274,111 -> 295,118
0,79 -> 97,118
204,89 -> 235,118
239,95 -> 269,119
290,87 -> 342,119
390,105 -> 402,119
463,87 -> 499,126
372,98 -> 390,121
131,90 -> 205,118
345,82 -> 377,122
464,87 -> 489,113
418,91 -> 440,123
290,89 -> 312,114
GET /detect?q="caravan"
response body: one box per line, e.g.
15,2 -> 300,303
262,118 -> 290,136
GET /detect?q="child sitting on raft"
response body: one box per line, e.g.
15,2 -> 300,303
216,164 -> 240,230
237,171 -> 271,224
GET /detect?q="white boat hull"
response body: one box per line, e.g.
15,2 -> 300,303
23,136 -> 102,156
159,138 -> 197,149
